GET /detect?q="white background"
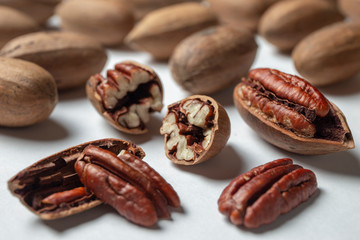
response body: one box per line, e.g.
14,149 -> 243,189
1,35 -> 360,240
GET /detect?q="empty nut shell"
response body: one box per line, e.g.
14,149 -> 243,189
160,95 -> 230,165
218,158 -> 317,228
233,68 -> 354,155
169,25 -> 257,94
8,138 -> 144,220
86,60 -> 163,134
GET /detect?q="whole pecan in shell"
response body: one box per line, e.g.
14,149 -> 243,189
233,68 -> 354,155
218,158 -> 317,228
75,145 -> 180,227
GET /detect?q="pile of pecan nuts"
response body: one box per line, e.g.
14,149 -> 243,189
2,0 -> 358,230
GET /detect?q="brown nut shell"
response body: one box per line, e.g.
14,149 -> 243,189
86,60 -> 163,134
160,95 -> 231,165
233,68 -> 354,155
8,138 -> 145,220
56,0 -> 135,46
169,25 -> 257,94
0,0 -> 61,25
292,22 -> 360,86
0,6 -> 40,48
0,57 -> 57,127
0,31 -> 107,90
259,0 -> 344,51
339,0 -> 360,21
125,2 -> 218,60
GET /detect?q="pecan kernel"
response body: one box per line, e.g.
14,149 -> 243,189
218,158 -> 317,228
75,145 -> 180,227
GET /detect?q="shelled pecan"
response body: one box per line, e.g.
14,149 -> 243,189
218,158 -> 317,228
75,145 -> 180,227
86,61 -> 163,134
8,139 -> 144,220
233,68 -> 354,154
160,95 -> 230,165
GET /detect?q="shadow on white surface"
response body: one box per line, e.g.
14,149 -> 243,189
319,73 -> 360,96
0,119 -> 68,141
58,86 -> 87,101
174,144 -> 244,180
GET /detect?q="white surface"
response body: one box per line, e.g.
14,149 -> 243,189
1,37 -> 360,240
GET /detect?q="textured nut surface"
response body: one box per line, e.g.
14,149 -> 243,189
56,0 -> 135,46
0,0 -> 61,24
0,57 -> 57,127
259,0 -> 343,51
160,95 -> 230,165
0,31 -> 107,90
292,22 -> 360,86
0,6 -> 40,48
8,138 -> 144,220
86,61 -> 163,134
170,25 -> 257,94
75,145 -> 180,227
339,0 -> 360,21
233,68 -> 354,155
218,158 -> 317,228
125,2 -> 218,60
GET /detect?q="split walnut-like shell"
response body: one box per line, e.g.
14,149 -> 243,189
233,68 -> 354,155
160,95 -> 230,165
86,61 -> 163,134
8,138 -> 144,220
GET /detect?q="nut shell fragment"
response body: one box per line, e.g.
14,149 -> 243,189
8,138 -> 144,220
160,95 -> 230,165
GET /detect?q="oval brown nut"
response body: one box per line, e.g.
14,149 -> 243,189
0,57 -> 57,127
0,31 -> 107,90
56,0 -> 135,46
218,158 -> 317,228
160,95 -> 231,165
75,144 -> 180,227
86,61 -> 163,134
8,138 -> 144,220
339,0 -> 360,21
128,0 -> 201,20
259,0 -> 343,51
170,25 -> 257,94
292,22 -> 360,86
206,0 -> 281,32
125,2 -> 218,60
0,6 -> 40,48
233,68 -> 354,155
0,0 -> 61,25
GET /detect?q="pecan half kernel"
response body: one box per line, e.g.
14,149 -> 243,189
75,145 -> 180,227
218,158 -> 317,228
86,61 -> 163,134
160,95 -> 230,165
234,68 -> 354,155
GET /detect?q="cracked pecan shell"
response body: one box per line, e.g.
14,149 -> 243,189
218,158 -> 317,228
233,68 -> 354,155
75,145 -> 180,227
86,60 -> 163,134
8,138 -> 144,220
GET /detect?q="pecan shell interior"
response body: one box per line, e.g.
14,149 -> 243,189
86,60 -> 163,134
160,95 -> 230,165
218,158 -> 317,228
8,138 -> 144,220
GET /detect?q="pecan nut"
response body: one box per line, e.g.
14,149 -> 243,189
8,138 -> 144,220
75,145 -> 180,227
233,68 -> 354,155
86,60 -> 163,134
218,158 -> 317,228
160,95 -> 230,165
